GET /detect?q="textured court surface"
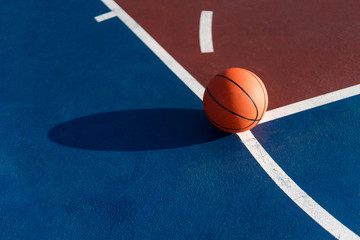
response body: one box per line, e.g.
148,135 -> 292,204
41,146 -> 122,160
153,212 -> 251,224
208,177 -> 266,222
0,0 -> 359,239
116,0 -> 360,109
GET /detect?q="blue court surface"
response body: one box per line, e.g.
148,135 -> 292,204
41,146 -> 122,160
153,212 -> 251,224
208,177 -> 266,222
1,0 -> 359,239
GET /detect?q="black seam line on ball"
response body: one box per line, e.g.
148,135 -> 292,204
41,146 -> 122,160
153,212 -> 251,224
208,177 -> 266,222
242,69 -> 267,119
206,88 -> 260,122
210,112 -> 258,131
206,88 -> 257,121
209,117 -> 256,131
216,74 -> 259,121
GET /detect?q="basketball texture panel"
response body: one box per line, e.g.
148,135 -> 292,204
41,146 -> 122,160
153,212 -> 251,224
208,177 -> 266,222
243,69 -> 269,119
206,75 -> 259,120
203,89 -> 256,132
218,68 -> 268,120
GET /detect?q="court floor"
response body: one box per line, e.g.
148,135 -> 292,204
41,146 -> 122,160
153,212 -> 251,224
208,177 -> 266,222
0,0 -> 359,239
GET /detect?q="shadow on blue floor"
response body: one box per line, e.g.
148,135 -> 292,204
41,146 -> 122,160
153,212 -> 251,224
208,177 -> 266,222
48,108 -> 229,151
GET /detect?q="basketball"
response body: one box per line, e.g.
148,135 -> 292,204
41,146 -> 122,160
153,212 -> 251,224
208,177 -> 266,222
203,68 -> 268,133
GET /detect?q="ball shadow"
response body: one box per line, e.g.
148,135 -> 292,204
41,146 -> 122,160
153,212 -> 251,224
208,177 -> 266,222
47,108 -> 230,151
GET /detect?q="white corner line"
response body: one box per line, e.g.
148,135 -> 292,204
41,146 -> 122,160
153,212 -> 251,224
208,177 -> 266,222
238,131 -> 360,240
260,84 -> 360,124
98,0 -> 360,239
199,11 -> 214,53
95,11 -> 116,22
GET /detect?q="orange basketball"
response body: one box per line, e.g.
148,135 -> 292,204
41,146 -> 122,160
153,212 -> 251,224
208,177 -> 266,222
203,68 -> 268,133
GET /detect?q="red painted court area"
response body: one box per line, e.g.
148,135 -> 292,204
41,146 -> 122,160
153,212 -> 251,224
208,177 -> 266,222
116,0 -> 360,109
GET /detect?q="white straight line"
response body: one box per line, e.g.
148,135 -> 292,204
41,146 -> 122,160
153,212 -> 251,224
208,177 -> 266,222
98,0 -> 360,239
260,84 -> 360,124
238,131 -> 360,240
199,11 -> 214,53
100,0 -> 204,100
95,11 -> 116,22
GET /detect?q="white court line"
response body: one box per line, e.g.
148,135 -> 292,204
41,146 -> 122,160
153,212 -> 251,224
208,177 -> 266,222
238,131 -> 360,240
98,0 -> 360,239
199,11 -> 214,53
100,0 -> 204,100
260,84 -> 360,124
95,11 -> 116,22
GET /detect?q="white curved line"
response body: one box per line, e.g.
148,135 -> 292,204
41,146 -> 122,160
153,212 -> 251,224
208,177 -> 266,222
199,11 -> 214,53
238,131 -> 360,240
99,0 -> 359,238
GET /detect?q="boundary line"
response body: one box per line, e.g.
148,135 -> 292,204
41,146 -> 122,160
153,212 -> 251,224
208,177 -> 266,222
238,131 -> 359,240
199,11 -> 214,53
100,0 -> 204,100
97,1 -> 360,239
260,84 -> 360,124
95,11 -> 116,22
